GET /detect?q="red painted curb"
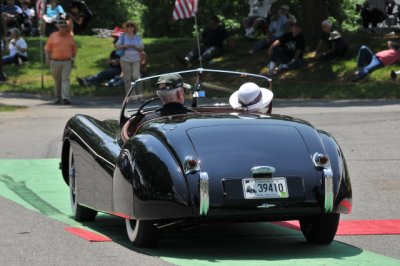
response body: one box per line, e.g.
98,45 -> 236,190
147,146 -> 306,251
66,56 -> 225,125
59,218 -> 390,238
65,227 -> 112,242
274,219 -> 400,235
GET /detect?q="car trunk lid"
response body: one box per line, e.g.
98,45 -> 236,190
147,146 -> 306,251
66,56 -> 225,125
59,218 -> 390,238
186,124 -> 319,206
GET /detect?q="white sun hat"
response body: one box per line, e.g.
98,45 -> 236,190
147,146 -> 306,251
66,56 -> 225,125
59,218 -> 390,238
229,82 -> 273,111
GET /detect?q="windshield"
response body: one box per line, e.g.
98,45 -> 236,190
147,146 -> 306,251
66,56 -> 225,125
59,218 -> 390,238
120,68 -> 272,122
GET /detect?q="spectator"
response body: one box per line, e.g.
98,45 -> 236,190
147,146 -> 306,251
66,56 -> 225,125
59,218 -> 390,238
115,20 -> 144,98
21,0 -> 36,36
266,22 -> 305,75
272,5 -> 295,36
2,28 -> 28,65
41,0 -> 66,36
44,18 -> 77,105
178,16 -> 231,66
248,5 -> 295,54
357,0 -> 386,30
243,0 -> 274,38
155,73 -> 191,116
229,82 -> 273,113
67,1 -> 88,35
314,19 -> 347,60
1,0 -> 23,39
76,49 -> 121,87
353,40 -> 400,81
107,50 -> 148,87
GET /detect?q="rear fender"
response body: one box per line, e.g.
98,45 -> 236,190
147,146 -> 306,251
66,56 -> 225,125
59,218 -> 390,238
113,134 -> 192,220
61,138 -> 71,185
318,130 -> 352,214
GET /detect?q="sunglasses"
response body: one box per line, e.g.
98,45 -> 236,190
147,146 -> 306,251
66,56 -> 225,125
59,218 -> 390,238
157,84 -> 176,90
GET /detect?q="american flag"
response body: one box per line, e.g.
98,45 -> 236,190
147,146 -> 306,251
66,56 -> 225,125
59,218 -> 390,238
36,0 -> 45,18
172,0 -> 198,20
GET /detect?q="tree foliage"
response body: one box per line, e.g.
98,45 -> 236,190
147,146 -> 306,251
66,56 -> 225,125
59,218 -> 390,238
58,0 -> 142,31
83,0 -> 130,29
135,0 -> 250,37
78,0 -> 361,39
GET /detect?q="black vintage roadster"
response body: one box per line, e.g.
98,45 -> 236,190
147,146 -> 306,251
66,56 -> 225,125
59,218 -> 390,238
60,69 -> 352,247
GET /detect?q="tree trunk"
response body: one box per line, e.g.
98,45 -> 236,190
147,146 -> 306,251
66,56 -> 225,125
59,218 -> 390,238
301,0 -> 328,50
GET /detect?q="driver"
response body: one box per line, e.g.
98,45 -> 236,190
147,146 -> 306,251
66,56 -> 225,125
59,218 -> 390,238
156,73 -> 191,116
229,82 -> 273,112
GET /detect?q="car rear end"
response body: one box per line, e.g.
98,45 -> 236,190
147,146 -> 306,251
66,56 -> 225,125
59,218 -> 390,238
183,116 -> 336,221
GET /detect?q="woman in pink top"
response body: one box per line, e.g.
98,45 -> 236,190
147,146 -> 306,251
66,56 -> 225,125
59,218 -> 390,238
354,40 -> 400,81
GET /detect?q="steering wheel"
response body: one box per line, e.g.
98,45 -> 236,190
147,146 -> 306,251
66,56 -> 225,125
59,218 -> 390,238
128,97 -> 162,129
133,97 -> 161,117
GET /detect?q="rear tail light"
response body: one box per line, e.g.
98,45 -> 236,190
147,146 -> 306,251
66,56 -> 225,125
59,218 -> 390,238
313,153 -> 329,168
184,156 -> 200,174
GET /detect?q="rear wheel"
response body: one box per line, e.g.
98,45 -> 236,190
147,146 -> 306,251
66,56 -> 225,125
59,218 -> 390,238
299,213 -> 340,244
69,147 -> 97,221
125,219 -> 158,247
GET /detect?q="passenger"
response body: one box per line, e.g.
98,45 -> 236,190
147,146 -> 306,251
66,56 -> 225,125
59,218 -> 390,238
155,73 -> 191,116
229,82 -> 273,112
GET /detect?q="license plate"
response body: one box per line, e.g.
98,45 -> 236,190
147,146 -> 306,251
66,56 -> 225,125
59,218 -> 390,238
242,178 -> 289,199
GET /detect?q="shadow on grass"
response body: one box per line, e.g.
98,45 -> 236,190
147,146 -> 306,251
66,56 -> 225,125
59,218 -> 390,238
78,214 -> 363,264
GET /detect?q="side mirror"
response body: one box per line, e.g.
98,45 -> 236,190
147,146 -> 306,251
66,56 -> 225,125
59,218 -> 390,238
193,91 -> 205,98
188,82 -> 205,97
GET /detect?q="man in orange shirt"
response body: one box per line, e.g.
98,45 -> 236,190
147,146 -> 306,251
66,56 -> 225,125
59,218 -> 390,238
44,19 -> 77,104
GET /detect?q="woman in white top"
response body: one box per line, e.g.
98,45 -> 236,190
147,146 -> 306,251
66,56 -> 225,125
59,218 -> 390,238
116,21 -> 144,99
229,82 -> 273,113
2,28 -> 28,65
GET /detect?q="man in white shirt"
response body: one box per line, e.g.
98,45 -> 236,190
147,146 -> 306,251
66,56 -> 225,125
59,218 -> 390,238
2,28 -> 28,65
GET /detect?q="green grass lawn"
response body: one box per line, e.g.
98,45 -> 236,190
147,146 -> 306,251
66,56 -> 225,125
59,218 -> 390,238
0,104 -> 27,112
1,33 -> 400,99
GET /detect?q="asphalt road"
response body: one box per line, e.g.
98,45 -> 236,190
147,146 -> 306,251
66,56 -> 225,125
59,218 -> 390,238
0,93 -> 399,264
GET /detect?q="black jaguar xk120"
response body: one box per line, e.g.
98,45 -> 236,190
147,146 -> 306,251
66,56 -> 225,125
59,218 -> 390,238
60,69 -> 352,247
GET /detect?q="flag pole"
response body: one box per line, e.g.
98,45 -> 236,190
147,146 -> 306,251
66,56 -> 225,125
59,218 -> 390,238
38,0 -> 46,90
40,30 -> 44,89
193,14 -> 202,68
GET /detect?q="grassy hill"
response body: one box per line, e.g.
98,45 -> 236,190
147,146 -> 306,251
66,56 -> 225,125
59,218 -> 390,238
1,32 -> 400,99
